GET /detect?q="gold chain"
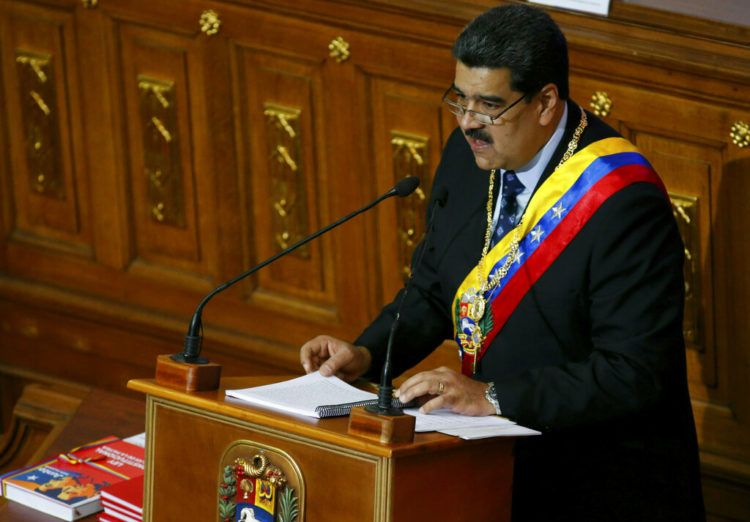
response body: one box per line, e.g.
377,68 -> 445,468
555,107 -> 587,171
466,105 -> 588,372
476,106 -> 586,294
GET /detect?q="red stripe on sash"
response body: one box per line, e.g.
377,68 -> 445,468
462,163 -> 664,375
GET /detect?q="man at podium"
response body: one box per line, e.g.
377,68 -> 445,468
301,3 -> 704,521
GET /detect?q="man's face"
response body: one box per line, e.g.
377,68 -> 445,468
451,62 -> 541,171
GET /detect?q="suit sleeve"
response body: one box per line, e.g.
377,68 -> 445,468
493,182 -> 686,430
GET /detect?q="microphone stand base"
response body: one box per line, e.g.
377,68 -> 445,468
155,354 -> 221,392
348,406 -> 415,444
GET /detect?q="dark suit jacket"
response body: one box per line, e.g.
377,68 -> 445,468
357,101 -> 705,521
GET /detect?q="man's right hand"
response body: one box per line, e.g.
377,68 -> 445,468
300,335 -> 371,383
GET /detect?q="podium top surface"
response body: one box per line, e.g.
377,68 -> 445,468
128,375 -> 512,458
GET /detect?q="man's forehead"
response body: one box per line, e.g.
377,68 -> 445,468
453,62 -> 515,96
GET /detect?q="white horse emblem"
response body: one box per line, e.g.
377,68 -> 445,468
239,506 -> 260,521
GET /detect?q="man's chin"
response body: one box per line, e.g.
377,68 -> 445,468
472,154 -> 501,172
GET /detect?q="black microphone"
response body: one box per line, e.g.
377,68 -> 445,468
173,176 -> 421,364
366,185 -> 449,415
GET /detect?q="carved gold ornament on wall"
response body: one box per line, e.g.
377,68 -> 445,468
730,120 -> 749,148
138,76 -> 185,227
264,103 -> 309,256
199,9 -> 221,36
670,193 -> 701,351
391,132 -> 430,281
328,36 -> 350,63
589,91 -> 612,118
16,50 -> 64,199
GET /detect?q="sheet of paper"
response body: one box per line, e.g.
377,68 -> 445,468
122,432 -> 146,447
225,372 -> 376,418
404,408 -> 516,432
441,424 -> 541,439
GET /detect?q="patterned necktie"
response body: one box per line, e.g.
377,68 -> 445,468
490,170 -> 524,248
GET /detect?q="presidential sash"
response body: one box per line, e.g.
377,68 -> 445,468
453,137 -> 666,375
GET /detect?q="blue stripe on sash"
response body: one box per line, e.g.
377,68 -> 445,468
485,151 -> 652,302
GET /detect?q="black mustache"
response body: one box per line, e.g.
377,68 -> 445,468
465,128 -> 493,143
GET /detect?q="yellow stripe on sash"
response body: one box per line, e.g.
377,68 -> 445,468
452,137 -> 639,334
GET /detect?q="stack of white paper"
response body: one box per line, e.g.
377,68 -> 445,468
225,372 -> 377,418
225,372 -> 541,439
404,408 -> 541,439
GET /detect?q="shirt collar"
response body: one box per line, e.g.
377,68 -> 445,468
505,101 -> 569,195
492,103 -> 569,227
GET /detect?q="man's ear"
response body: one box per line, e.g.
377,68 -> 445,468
537,83 -> 561,126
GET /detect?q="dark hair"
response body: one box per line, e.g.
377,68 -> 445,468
452,3 -> 569,100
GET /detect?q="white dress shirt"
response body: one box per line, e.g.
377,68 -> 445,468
491,103 -> 569,229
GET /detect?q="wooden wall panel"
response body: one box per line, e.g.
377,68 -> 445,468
346,29 -> 454,315
0,2 -> 90,255
237,49 -> 335,316
635,136 -> 720,390
193,6 -> 365,355
117,22 -> 219,284
368,78 -> 447,300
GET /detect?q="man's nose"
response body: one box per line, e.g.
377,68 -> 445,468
458,108 -> 483,130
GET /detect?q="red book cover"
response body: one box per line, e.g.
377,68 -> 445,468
98,515 -> 126,522
102,499 -> 141,520
101,501 -> 141,522
1,435 -> 145,521
100,475 -> 143,515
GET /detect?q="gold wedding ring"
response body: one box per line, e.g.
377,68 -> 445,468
437,381 -> 445,394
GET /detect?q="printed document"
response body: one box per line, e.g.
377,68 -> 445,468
225,371 -> 377,418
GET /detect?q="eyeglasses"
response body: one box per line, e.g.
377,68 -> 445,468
442,86 -> 527,125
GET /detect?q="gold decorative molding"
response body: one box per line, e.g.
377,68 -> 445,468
328,36 -> 350,63
589,91 -> 612,118
391,132 -> 430,281
15,50 -> 64,199
138,76 -> 185,227
199,9 -> 221,36
730,120 -> 749,148
670,193 -> 701,352
29,91 -> 51,116
264,103 -> 309,255
81,0 -> 98,8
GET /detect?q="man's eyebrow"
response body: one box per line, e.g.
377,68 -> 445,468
450,84 -> 507,104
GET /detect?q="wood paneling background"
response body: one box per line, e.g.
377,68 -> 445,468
0,0 -> 748,519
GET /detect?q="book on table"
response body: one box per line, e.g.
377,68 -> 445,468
0,433 -> 145,521
98,514 -> 138,522
100,475 -> 143,521
97,508 -> 139,522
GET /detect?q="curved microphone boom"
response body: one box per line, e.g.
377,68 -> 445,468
173,176 -> 421,364
366,186 -> 449,415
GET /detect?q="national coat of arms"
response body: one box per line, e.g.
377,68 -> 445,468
218,442 -> 304,522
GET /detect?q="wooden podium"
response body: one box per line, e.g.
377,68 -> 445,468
128,376 -> 514,521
